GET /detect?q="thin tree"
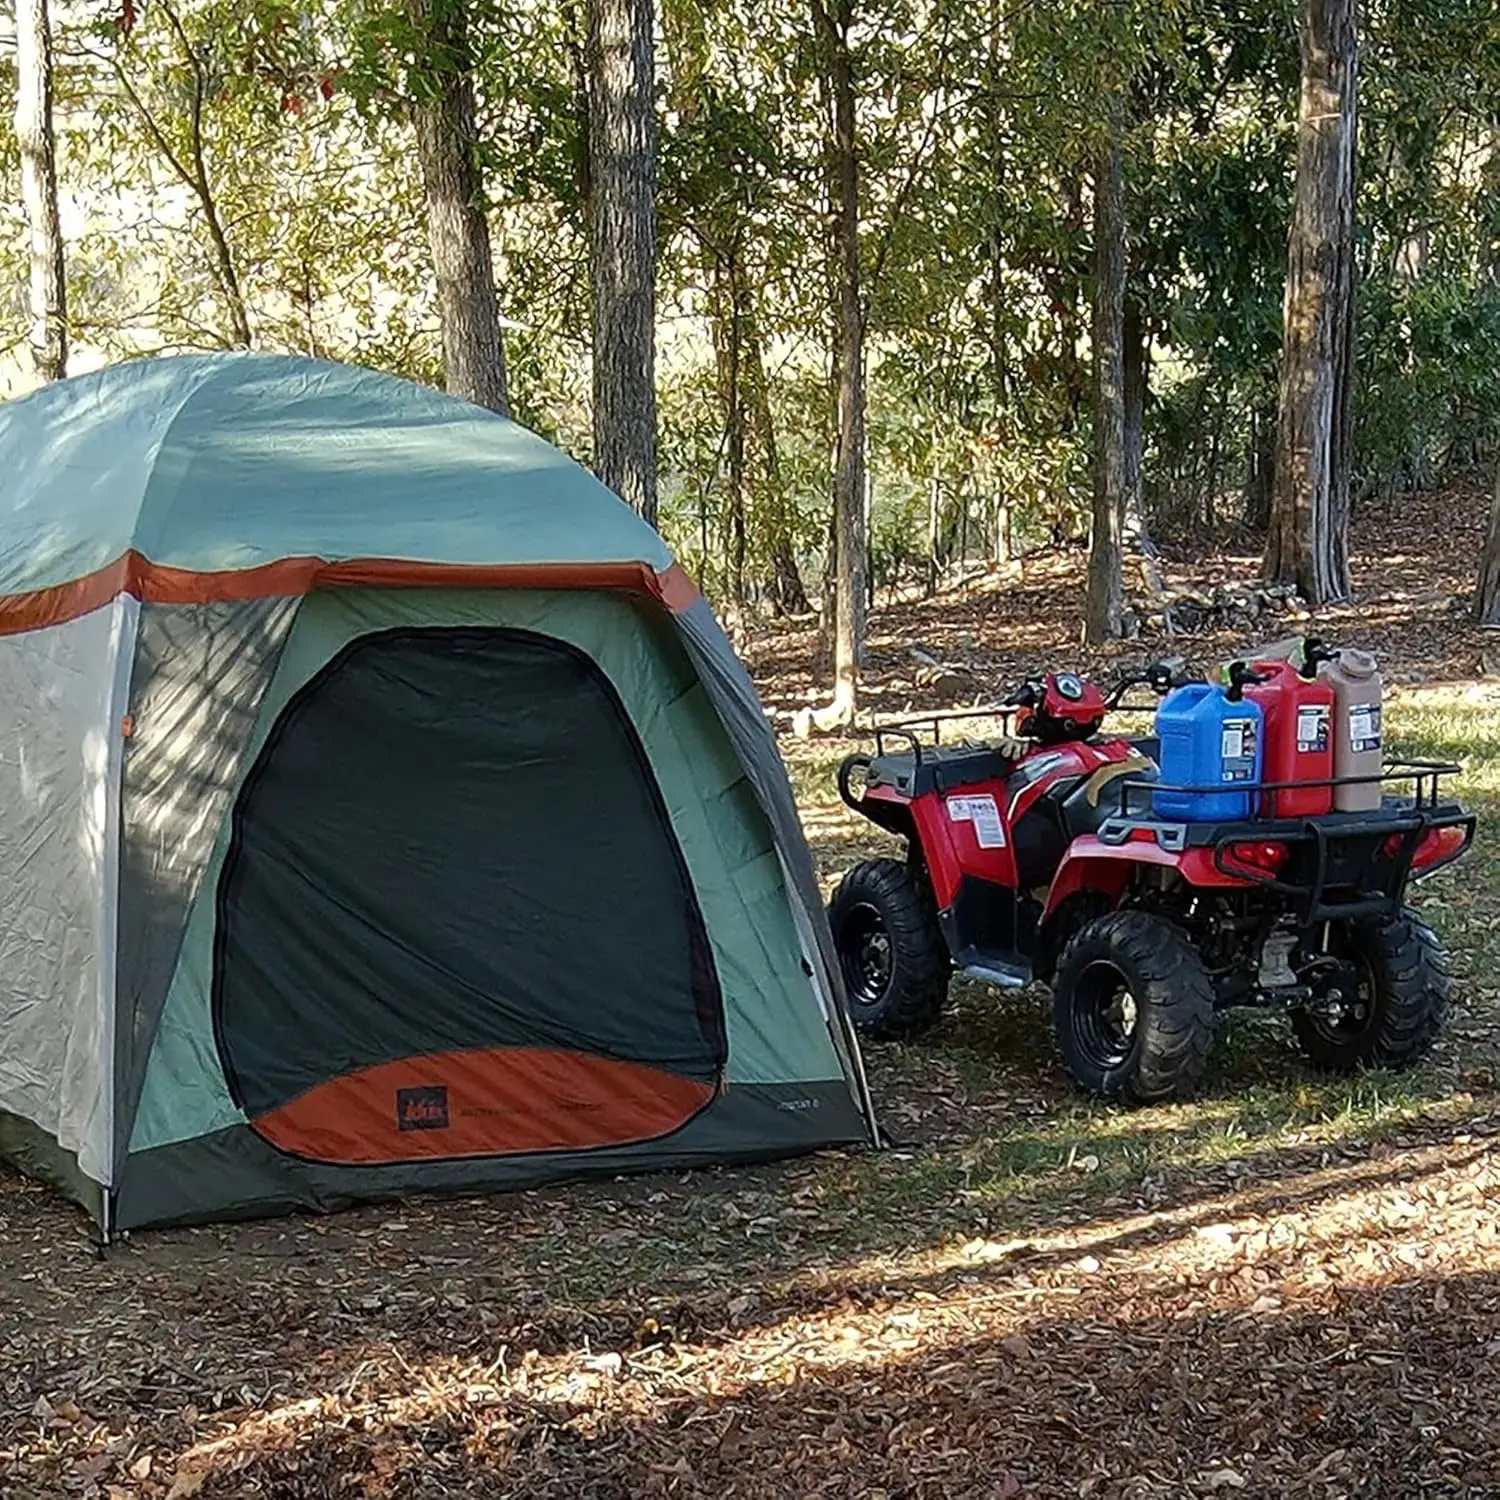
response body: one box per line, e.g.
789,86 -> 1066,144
406,0 -> 509,415
109,0 -> 251,348
1085,115 -> 1127,643
586,0 -> 658,523
1474,464 -> 1500,625
1264,0 -> 1357,604
813,0 -> 865,722
16,0 -> 67,381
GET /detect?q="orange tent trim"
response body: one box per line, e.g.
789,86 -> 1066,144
0,552 -> 700,636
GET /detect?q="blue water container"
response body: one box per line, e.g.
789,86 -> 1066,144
1153,682 -> 1264,822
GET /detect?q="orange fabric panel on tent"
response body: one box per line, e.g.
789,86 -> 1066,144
0,552 -> 700,637
249,1047 -> 718,1165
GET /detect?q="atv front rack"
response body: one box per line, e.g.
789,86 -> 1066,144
1101,759 -> 1475,925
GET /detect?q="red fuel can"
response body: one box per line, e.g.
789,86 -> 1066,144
1244,659 -> 1335,817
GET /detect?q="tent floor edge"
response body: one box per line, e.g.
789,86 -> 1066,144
114,1080 -> 868,1231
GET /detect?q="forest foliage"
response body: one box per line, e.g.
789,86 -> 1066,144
2,0 -> 1498,613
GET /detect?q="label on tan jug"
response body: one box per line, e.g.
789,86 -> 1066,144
1297,704 -> 1330,753
1348,704 -> 1382,755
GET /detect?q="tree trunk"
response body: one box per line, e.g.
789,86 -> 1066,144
743,316 -> 809,614
1264,0 -> 1357,605
15,0 -> 66,381
1474,464 -> 1500,625
1244,387 -> 1277,528
406,0 -> 509,415
992,494 -> 1012,566
587,0 -> 658,523
927,466 -> 941,594
987,0 -> 1013,573
1122,295 -> 1147,544
1085,124 -> 1127,644
1484,128 -> 1500,287
709,249 -> 749,608
814,0 -> 866,720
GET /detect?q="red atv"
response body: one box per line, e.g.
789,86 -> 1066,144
830,666 -> 1474,1102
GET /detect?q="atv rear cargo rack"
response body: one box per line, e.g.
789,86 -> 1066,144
869,705 -> 1023,761
1100,759 -> 1475,925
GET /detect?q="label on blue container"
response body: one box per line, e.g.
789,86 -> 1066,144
1297,704 -> 1330,753
1349,703 -> 1381,754
1220,717 -> 1258,782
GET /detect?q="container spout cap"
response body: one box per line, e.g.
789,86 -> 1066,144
1337,646 -> 1378,679
1224,660 -> 1267,702
1301,636 -> 1339,677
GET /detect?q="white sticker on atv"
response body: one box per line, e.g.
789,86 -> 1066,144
1349,704 -> 1382,754
947,794 -> 1007,849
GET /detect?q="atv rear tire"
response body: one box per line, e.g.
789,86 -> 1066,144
1052,910 -> 1215,1103
828,859 -> 950,1039
1291,908 -> 1450,1072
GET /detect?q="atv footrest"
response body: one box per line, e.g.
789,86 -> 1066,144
956,947 -> 1032,989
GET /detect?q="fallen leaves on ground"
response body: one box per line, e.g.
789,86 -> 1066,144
3,1126 -> 1500,1498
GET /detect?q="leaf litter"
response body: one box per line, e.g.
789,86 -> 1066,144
5,494 -> 1500,1497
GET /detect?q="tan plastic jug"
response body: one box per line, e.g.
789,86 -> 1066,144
1318,648 -> 1383,811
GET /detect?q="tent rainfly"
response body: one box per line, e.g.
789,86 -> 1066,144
0,353 -> 874,1234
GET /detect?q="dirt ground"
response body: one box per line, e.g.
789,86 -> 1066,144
4,484 -> 1500,1499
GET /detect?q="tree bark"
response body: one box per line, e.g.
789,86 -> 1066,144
1483,127 -> 1500,287
1244,387 -> 1277,528
709,249 -> 749,607
1474,464 -> 1500,625
1122,295 -> 1147,545
1264,0 -> 1357,605
15,0 -> 67,381
406,0 -> 509,415
587,0 -> 658,523
814,0 -> 866,720
743,311 -> 810,614
1085,124 -> 1127,644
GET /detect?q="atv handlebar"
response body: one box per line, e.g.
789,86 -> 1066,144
1004,676 -> 1046,709
1104,660 -> 1182,709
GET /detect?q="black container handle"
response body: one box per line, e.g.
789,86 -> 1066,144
1225,660 -> 1268,701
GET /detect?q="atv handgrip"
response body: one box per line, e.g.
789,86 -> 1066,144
837,754 -> 872,811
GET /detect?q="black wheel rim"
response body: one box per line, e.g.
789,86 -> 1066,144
1302,952 -> 1377,1043
1070,959 -> 1140,1070
837,901 -> 893,1012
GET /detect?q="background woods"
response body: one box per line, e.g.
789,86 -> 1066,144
3,0 -> 1500,692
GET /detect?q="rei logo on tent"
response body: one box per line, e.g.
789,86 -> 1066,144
396,1086 -> 450,1132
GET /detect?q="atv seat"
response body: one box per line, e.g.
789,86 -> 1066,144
865,743 -> 1016,799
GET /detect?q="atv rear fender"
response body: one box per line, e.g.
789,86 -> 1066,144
837,756 -> 917,841
1043,834 -> 1240,921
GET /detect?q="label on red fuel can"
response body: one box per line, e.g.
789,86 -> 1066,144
1296,703 -> 1331,753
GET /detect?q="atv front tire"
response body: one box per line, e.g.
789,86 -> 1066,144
1052,910 -> 1215,1103
828,859 -> 950,1039
1291,908 -> 1450,1072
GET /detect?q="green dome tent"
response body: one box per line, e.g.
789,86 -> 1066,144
0,353 -> 873,1234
